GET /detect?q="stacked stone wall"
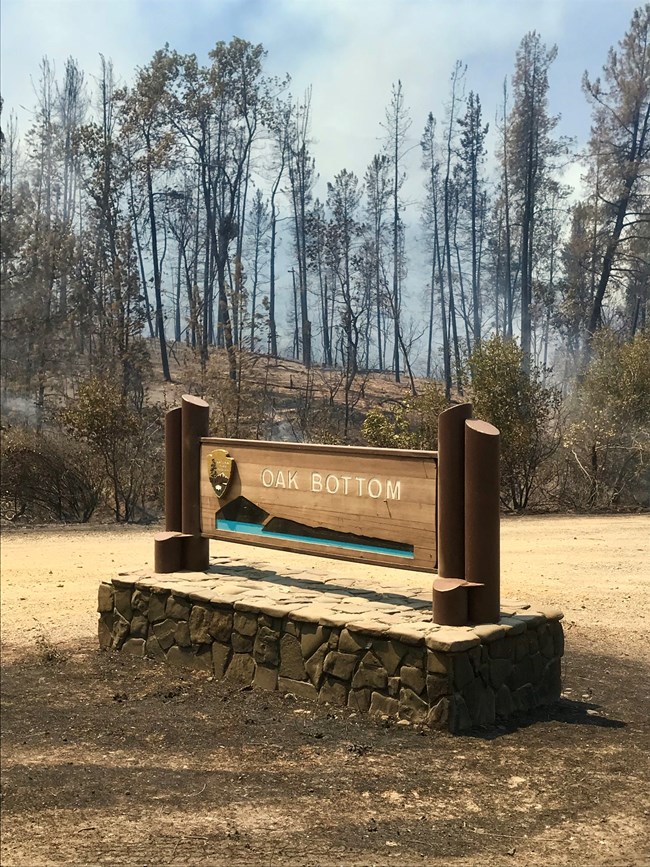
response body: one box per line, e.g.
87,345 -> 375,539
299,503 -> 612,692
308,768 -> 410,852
99,577 -> 564,733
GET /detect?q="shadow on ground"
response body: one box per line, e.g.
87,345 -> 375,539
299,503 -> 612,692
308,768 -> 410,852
1,636 -> 649,866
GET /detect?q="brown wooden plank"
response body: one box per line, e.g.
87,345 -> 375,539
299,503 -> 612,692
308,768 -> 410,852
203,445 -> 437,477
209,481 -> 437,518
203,530 -> 437,572
200,438 -> 438,572
202,437 -> 438,462
200,448 -> 437,506
200,476 -> 436,537
202,498 -> 435,543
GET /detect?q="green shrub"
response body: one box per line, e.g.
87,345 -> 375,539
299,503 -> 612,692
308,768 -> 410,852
564,331 -> 650,508
361,382 -> 449,450
411,382 -> 450,449
60,376 -> 163,522
362,404 -> 418,449
467,337 -> 561,511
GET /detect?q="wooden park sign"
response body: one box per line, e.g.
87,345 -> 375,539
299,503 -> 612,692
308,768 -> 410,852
155,395 -> 501,627
200,439 -> 437,571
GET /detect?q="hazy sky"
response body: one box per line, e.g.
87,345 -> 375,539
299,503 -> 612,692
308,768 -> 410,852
0,0 -> 641,362
1,0 -> 640,188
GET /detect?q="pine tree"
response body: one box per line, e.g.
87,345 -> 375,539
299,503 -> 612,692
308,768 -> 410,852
507,32 -> 561,370
458,91 -> 489,348
583,4 -> 650,343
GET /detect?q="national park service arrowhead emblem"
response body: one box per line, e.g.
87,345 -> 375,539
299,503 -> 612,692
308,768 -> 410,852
207,448 -> 234,498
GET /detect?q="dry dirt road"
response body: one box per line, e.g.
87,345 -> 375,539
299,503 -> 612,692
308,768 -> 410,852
1,515 -> 649,866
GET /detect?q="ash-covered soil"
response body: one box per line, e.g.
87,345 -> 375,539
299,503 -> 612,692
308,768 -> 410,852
1,516 -> 649,866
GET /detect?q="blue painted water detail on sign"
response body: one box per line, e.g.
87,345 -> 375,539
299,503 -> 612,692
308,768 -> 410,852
216,519 -> 414,559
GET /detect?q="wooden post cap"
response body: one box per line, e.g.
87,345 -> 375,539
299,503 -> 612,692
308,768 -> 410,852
181,394 -> 209,408
154,532 -> 183,573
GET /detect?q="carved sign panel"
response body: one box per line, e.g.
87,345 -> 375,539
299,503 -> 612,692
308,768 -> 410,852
200,438 -> 437,572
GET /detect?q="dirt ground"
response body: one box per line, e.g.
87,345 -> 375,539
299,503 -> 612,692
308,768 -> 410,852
1,515 -> 649,866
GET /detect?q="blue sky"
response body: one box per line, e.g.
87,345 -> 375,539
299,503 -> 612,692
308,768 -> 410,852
2,0 -> 640,190
1,0 -> 641,363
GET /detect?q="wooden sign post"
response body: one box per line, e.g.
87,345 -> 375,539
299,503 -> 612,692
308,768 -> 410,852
155,395 -> 501,626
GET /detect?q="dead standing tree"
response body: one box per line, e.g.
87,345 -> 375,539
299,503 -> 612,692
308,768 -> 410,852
165,40 -> 267,380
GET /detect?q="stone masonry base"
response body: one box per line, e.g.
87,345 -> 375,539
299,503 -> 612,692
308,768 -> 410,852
98,558 -> 564,733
